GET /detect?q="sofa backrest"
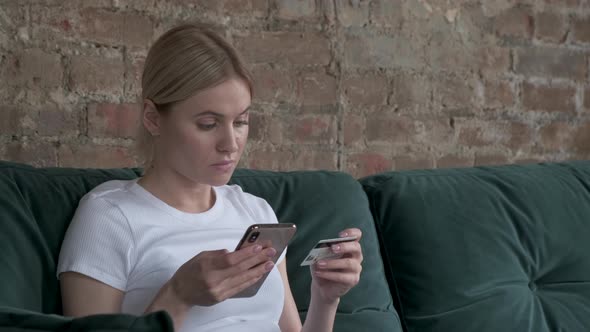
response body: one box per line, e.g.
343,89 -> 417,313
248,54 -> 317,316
361,161 -> 590,332
0,161 -> 401,332
0,161 -> 141,313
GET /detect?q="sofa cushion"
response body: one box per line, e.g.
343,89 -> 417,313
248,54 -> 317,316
361,161 -> 590,332
0,161 -> 401,331
0,306 -> 173,332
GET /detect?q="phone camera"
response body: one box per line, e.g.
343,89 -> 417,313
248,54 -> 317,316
248,232 -> 260,243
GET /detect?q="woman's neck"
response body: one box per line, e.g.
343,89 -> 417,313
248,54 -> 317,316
137,165 -> 215,214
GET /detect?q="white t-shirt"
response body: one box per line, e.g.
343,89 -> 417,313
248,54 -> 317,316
57,179 -> 287,332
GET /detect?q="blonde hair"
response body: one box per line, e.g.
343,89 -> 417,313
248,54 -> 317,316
137,23 -> 253,168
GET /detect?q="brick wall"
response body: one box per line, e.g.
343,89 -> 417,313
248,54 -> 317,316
0,0 -> 589,178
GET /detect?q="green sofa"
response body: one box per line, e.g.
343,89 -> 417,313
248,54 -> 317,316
1,159 -> 589,331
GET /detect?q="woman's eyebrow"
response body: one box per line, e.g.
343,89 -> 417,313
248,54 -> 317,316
193,108 -> 250,118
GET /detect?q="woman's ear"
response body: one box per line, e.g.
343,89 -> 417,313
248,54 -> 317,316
143,99 -> 161,136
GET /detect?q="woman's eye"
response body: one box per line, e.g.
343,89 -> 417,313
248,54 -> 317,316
234,120 -> 249,127
198,123 -> 217,130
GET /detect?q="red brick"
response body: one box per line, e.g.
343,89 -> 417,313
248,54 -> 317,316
78,8 -> 153,47
572,16 -> 590,44
343,113 -> 364,147
276,0 -> 316,20
345,152 -> 392,178
390,73 -> 430,108
58,144 -> 136,168
458,123 -> 500,147
437,155 -> 474,168
394,156 -> 434,171
293,149 -> 337,170
474,154 -> 511,166
370,0 -> 403,28
124,54 -> 145,101
38,107 -> 79,137
477,47 -> 511,75
248,112 -> 282,144
458,120 -> 532,149
535,12 -> 568,44
484,80 -> 515,108
336,0 -> 370,27
539,122 -> 572,152
0,106 -> 29,136
248,149 -> 295,171
366,113 -> 418,143
223,0 -> 268,17
522,82 -> 576,113
235,31 -> 331,66
70,54 -> 124,95
88,103 -> 141,138
292,115 -> 337,144
344,31 -> 421,69
343,72 -> 388,106
251,65 -> 295,103
421,117 -> 456,145
247,111 -> 266,141
572,122 -> 590,155
301,72 -> 337,106
508,123 -> 533,150
6,141 -> 57,167
3,49 -> 63,89
493,6 -> 534,40
433,74 -> 475,108
515,48 -> 586,81
541,0 -> 579,7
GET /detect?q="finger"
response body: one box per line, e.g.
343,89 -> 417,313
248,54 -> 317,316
338,228 -> 362,241
315,258 -> 362,272
221,260 -> 275,295
330,241 -> 363,261
313,270 -> 360,286
219,244 -> 264,268
223,247 -> 276,277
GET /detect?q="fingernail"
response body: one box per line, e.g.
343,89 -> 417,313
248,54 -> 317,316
253,245 -> 262,253
332,245 -> 341,252
340,232 -> 348,237
317,260 -> 327,267
265,261 -> 274,271
266,248 -> 277,257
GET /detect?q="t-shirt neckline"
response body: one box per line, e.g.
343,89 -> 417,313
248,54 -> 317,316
128,178 -> 225,223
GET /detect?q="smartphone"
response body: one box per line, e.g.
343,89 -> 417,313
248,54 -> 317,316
231,223 -> 297,298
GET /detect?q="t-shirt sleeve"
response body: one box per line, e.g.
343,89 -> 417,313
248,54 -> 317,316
56,195 -> 135,291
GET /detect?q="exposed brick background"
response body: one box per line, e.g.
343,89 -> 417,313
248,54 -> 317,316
1,0 -> 590,178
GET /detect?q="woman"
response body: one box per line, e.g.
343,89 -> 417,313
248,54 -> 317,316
57,23 -> 363,332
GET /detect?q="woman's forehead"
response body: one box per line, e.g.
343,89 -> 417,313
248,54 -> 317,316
175,78 -> 251,116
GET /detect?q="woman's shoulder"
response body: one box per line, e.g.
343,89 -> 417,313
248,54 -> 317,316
217,184 -> 276,220
80,179 -> 137,206
217,184 -> 266,205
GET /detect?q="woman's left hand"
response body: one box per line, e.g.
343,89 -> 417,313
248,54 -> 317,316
310,228 -> 363,304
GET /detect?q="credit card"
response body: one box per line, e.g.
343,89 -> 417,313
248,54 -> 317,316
300,236 -> 358,266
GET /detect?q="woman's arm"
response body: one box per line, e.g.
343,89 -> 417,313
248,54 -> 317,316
60,271 -> 190,330
60,272 -> 124,316
278,261 -> 339,332
279,228 -> 363,332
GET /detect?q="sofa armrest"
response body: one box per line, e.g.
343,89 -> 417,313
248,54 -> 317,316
0,306 -> 174,332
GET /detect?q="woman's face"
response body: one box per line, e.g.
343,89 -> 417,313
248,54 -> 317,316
154,77 -> 251,186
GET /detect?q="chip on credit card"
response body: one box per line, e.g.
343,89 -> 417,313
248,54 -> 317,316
300,236 -> 358,266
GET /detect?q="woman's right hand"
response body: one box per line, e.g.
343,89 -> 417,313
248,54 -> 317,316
169,245 -> 277,306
